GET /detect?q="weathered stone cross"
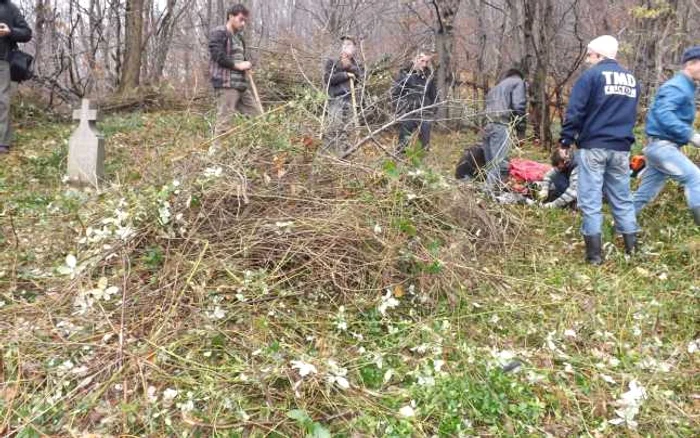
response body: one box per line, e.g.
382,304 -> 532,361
67,99 -> 105,188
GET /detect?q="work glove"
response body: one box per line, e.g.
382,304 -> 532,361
542,202 -> 556,209
689,131 -> 700,148
537,189 -> 549,201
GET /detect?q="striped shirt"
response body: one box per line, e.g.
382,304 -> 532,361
543,166 -> 579,207
208,25 -> 248,91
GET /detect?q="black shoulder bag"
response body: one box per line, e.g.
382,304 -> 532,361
8,47 -> 34,82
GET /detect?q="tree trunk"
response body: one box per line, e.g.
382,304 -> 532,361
120,0 -> 145,92
33,0 -> 48,75
432,0 -> 462,123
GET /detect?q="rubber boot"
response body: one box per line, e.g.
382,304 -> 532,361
584,234 -> 603,265
622,233 -> 637,255
692,207 -> 700,226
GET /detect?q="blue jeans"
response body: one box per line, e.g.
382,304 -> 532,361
633,139 -> 700,212
482,123 -> 511,191
578,148 -> 638,236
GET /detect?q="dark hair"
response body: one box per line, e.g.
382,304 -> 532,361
227,4 -> 249,20
502,68 -> 525,80
340,35 -> 357,45
550,149 -> 568,167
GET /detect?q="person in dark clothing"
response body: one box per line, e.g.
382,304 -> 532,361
455,143 -> 486,180
391,52 -> 437,153
482,68 -> 527,193
208,4 -> 261,147
558,35 -> 640,264
0,0 -> 31,154
322,36 -> 364,156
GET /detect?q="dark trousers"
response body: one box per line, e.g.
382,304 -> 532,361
547,170 -> 570,202
397,119 -> 431,152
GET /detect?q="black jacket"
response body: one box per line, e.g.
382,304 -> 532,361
391,66 -> 437,114
0,0 -> 31,61
323,57 -> 363,99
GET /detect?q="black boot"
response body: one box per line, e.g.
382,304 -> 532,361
622,233 -> 637,255
693,207 -> 700,226
584,234 -> 603,265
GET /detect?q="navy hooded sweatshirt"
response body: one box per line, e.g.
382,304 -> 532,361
560,59 -> 640,152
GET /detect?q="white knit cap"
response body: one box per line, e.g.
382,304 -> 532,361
587,35 -> 618,60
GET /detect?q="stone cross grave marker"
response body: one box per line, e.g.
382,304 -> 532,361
67,99 -> 105,187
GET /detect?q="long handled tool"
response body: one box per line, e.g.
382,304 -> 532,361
247,70 -> 264,114
349,77 -> 359,126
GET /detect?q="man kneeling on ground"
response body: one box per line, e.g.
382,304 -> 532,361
538,149 -> 579,209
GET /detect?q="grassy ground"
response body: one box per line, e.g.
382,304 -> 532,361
1,105 -> 698,437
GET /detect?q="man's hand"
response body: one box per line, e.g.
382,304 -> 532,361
0,23 -> 11,37
235,61 -> 252,71
537,189 -> 549,201
542,202 -> 556,209
690,131 -> 700,148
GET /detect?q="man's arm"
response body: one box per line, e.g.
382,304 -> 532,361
559,72 -> 592,148
511,79 -> 527,117
8,6 -> 31,43
550,167 -> 579,207
652,84 -> 694,145
325,59 -> 351,86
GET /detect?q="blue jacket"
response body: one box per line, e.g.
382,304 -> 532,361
645,72 -> 697,145
560,59 -> 639,151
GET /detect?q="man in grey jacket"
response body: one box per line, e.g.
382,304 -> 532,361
0,0 -> 31,154
482,68 -> 527,192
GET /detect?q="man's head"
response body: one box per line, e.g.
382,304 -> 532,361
681,46 -> 700,81
586,35 -> 618,65
551,148 -> 571,171
226,4 -> 249,32
340,36 -> 357,58
412,52 -> 433,71
501,68 -> 524,81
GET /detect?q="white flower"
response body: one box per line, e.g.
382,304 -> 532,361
373,223 -> 382,234
609,380 -> 647,429
688,339 -> 699,354
57,254 -> 78,277
564,329 -> 577,338
433,360 -> 445,373
177,399 -> 195,413
163,388 -> 178,402
57,360 -> 74,375
398,405 -> 416,418
600,374 -> 617,384
326,360 -> 350,390
147,386 -> 158,403
291,360 -> 317,377
203,166 -> 223,178
378,290 -> 399,316
206,306 -> 226,320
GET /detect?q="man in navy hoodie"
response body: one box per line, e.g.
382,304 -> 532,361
633,46 -> 700,225
558,35 -> 640,265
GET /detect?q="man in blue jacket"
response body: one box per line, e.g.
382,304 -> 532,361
633,46 -> 700,225
558,35 -> 640,264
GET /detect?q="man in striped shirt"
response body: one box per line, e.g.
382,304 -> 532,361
539,149 -> 579,209
208,4 -> 261,141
